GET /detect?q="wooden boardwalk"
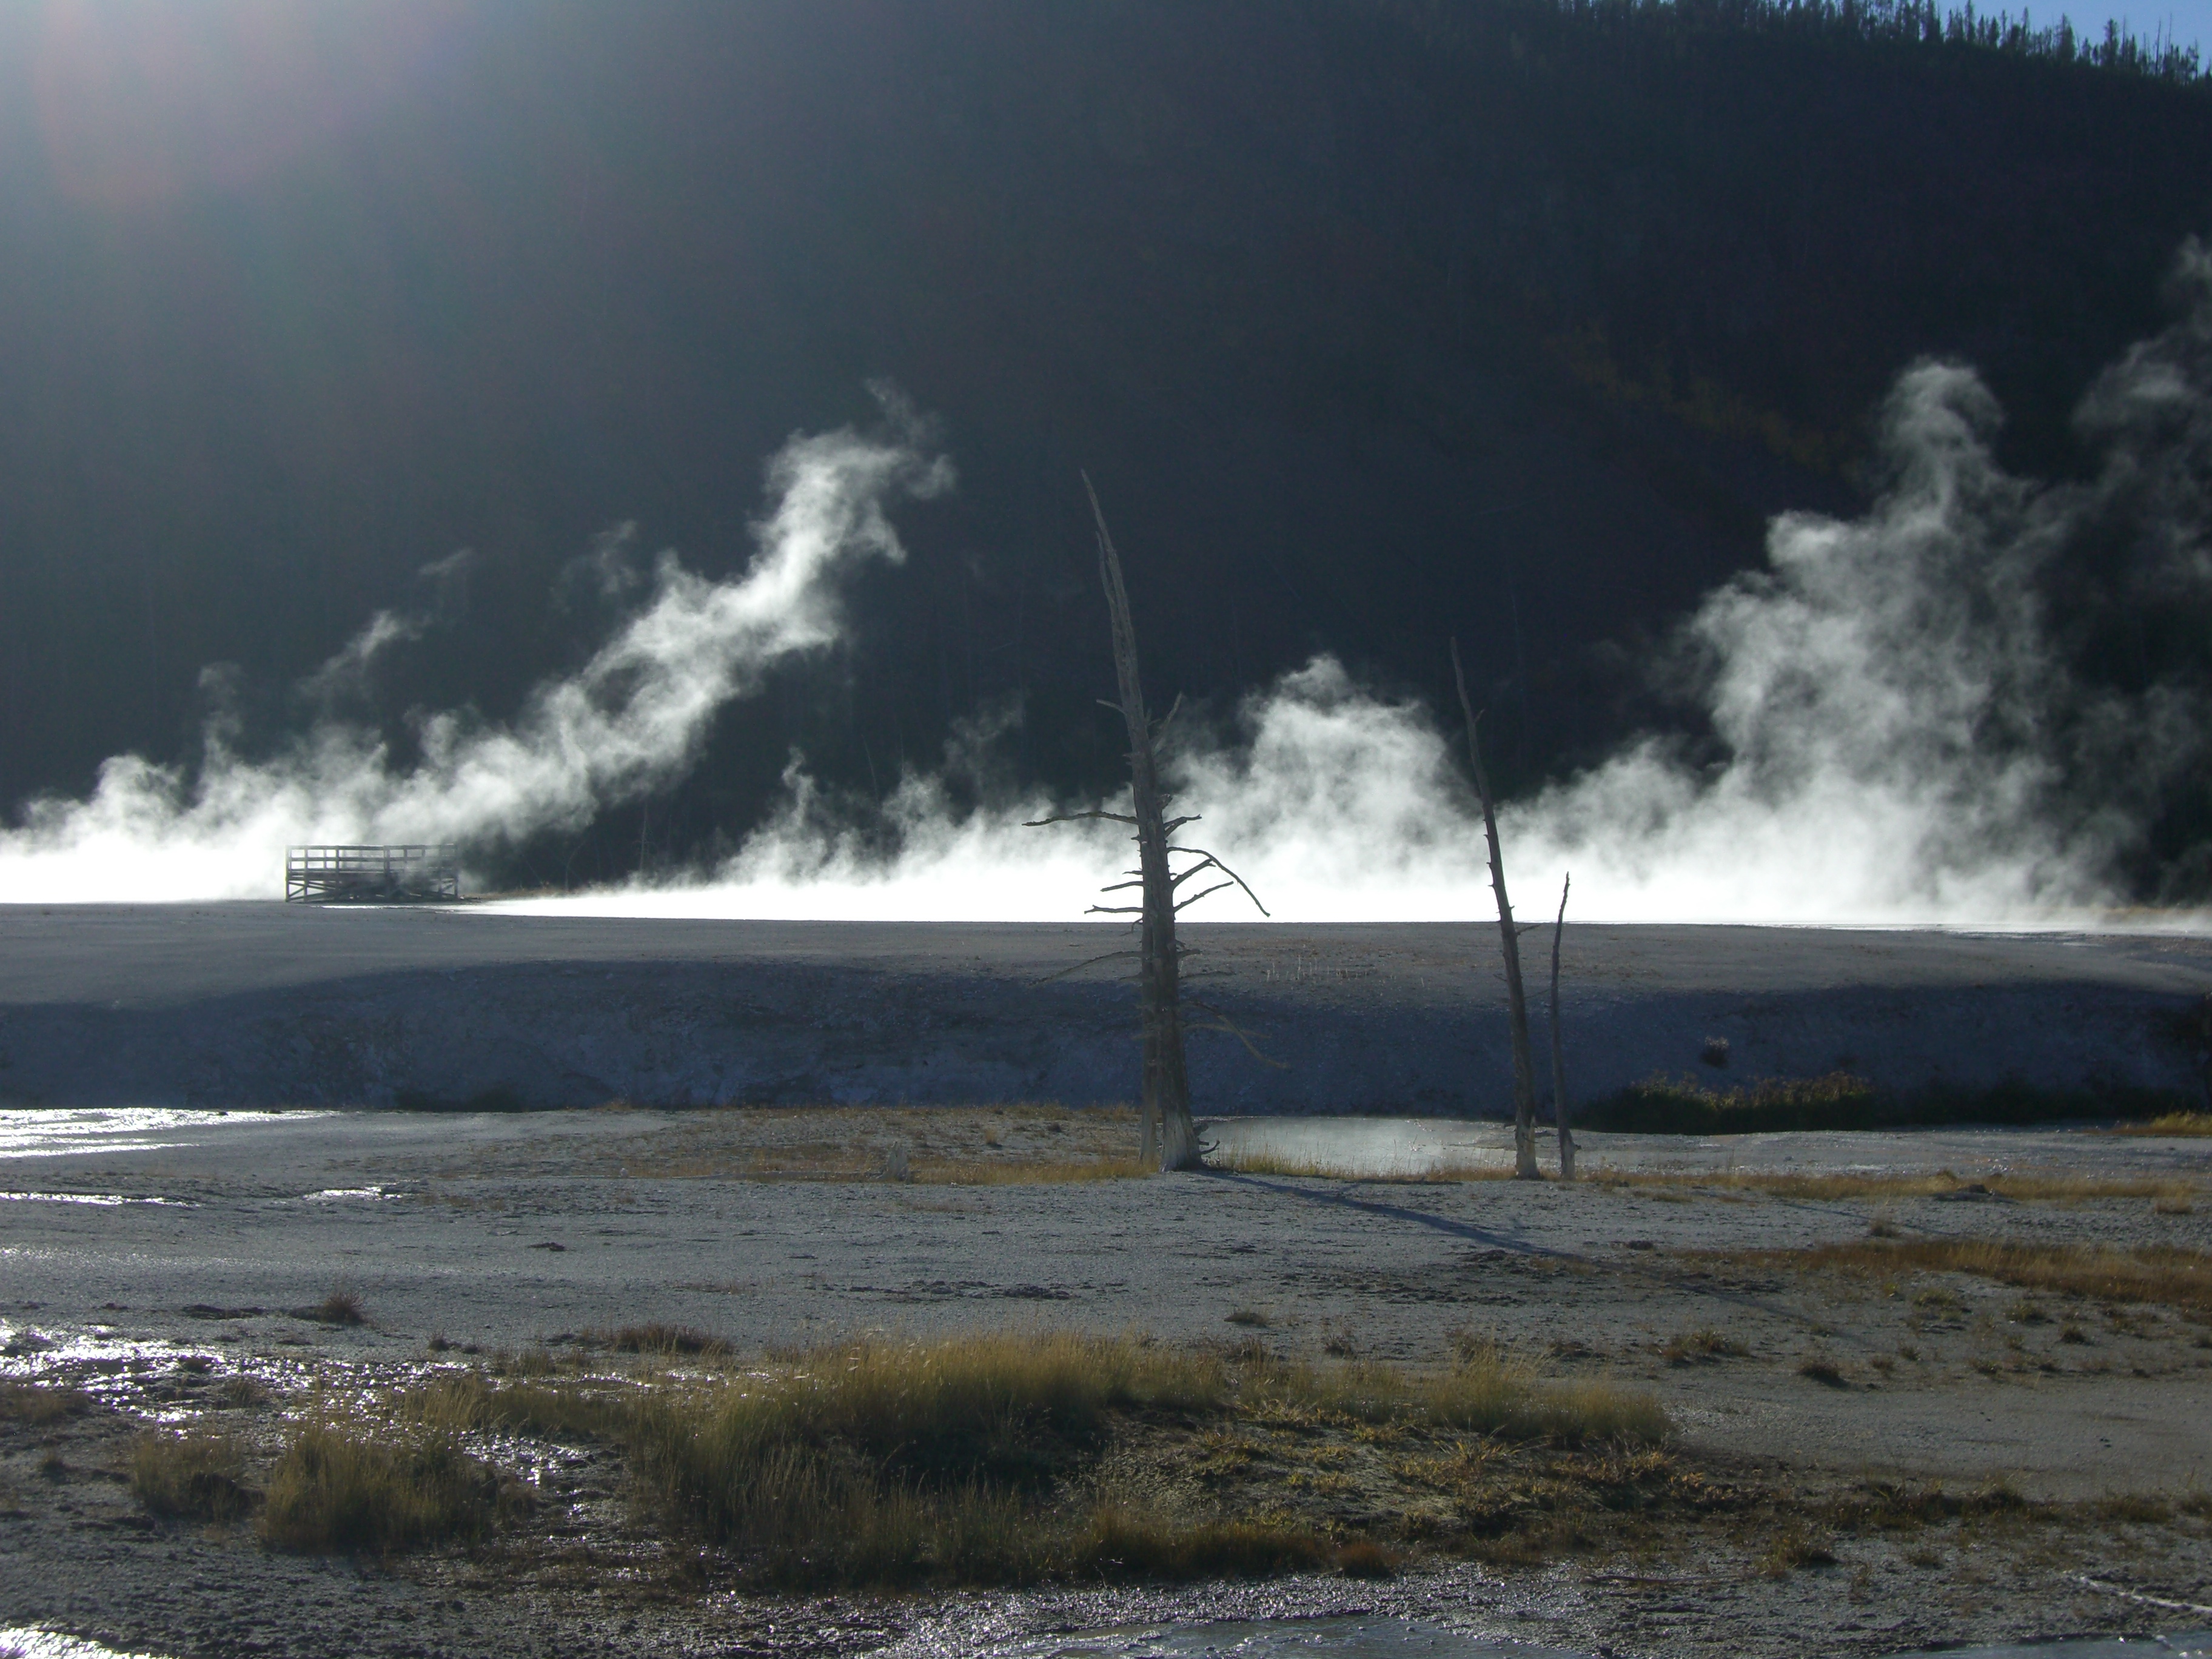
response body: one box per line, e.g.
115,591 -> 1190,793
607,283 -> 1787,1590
283,844 -> 460,903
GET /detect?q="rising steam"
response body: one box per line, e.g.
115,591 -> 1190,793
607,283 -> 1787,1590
10,248 -> 2212,923
526,243 -> 2212,926
0,391 -> 951,902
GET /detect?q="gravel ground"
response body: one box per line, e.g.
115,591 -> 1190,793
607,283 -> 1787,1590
3,1106 -> 2210,1658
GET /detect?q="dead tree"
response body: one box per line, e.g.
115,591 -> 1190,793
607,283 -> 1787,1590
1549,872 -> 1576,1181
1450,638 -> 1541,1179
1028,475 -> 1267,1171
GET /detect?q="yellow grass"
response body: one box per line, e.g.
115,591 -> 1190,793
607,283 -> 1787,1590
2112,1111 -> 2212,1137
259,1418 -> 504,1552
1240,1349 -> 1670,1446
1592,1168 -> 2197,1205
1213,1155 -> 2196,1205
392,1329 -> 1672,1587
623,1331 -> 1233,1584
129,1429 -> 252,1521
0,1382 -> 85,1425
1745,1238 -> 2212,1314
244,1328 -> 1677,1583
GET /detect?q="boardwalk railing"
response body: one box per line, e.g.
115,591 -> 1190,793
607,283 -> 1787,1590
284,845 -> 461,903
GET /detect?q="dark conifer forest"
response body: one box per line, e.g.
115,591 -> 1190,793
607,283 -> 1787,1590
3,0 -> 2210,894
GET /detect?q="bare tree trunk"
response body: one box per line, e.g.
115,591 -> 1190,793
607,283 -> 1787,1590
1452,638 -> 1541,1180
1550,872 -> 1576,1182
1088,477 -> 1202,1171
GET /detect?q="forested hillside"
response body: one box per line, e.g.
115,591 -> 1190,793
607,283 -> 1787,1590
2,0 -> 2208,892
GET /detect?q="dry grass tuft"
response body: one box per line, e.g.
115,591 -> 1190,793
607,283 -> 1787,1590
1663,1327 -> 1749,1364
1242,1345 -> 1670,1448
259,1418 -> 499,1553
1755,1522 -> 1838,1576
1077,1510 -> 1333,1579
626,1332 -> 1230,1585
592,1324 -> 731,1358
615,1330 -> 1665,1586
1796,1356 -> 1848,1387
2112,1111 -> 2212,1137
129,1429 -> 252,1521
2094,1493 -> 2173,1523
1746,1238 -> 2212,1315
231,1326 -> 1677,1587
1336,1538 -> 1402,1578
304,1286 -> 366,1326
0,1382 -> 86,1426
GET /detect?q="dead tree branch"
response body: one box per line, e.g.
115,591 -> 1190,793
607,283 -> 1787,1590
1165,845 -> 1271,916
1033,948 -> 1142,986
1024,808 -> 1138,828
1185,996 -> 1290,1069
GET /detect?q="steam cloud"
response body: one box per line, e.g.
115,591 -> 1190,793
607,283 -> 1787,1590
7,245 -> 2211,923
529,243 -> 2212,926
0,391 -> 953,902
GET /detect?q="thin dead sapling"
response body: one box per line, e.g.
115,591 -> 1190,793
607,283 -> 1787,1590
1450,637 -> 1541,1179
1550,872 -> 1576,1181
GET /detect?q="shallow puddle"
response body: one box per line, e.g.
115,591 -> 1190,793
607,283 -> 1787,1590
0,1191 -> 193,1207
0,1107 -> 329,1160
0,1632 -> 168,1659
1202,1117 -> 1517,1179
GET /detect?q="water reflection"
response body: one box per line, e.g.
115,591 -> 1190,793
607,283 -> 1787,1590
0,1191 -> 193,1207
0,1629 -> 168,1659
0,1107 -> 329,1160
1202,1118 -> 1517,1180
